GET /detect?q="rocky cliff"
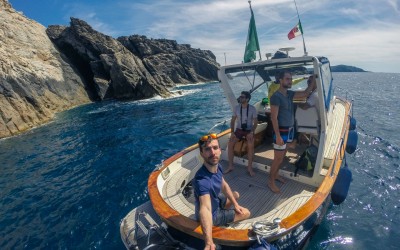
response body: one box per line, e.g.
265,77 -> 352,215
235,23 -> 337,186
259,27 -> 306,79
0,0 -> 219,139
118,35 -> 219,86
46,18 -> 172,101
0,0 -> 91,138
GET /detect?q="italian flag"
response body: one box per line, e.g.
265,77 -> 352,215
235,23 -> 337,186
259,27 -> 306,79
287,21 -> 303,40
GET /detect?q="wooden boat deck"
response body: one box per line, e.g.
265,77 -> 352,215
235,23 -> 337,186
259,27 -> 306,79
217,160 -> 315,229
250,137 -> 309,172
161,139 -> 316,230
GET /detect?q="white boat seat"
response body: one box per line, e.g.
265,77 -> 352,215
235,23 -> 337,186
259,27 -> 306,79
295,107 -> 319,134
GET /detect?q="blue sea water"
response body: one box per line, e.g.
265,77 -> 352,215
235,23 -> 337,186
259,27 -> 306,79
0,73 -> 399,249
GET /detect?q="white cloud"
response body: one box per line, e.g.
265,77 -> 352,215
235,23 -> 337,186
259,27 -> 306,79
387,0 -> 400,13
339,8 -> 360,16
49,0 -> 400,73
183,0 -> 400,72
305,23 -> 400,72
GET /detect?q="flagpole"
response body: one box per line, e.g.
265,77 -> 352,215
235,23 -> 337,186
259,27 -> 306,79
248,1 -> 262,60
293,0 -> 307,56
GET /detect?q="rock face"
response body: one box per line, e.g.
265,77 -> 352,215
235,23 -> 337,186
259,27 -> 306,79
118,35 -> 219,86
46,18 -> 172,101
0,0 -> 91,138
0,0 -> 220,139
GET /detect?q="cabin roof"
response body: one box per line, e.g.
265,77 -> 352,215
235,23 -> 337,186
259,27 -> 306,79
220,56 -> 328,75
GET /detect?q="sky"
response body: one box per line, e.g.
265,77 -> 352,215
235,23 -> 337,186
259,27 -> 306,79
8,0 -> 400,73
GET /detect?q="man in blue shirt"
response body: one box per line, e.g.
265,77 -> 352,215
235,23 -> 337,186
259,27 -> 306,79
193,134 -> 251,249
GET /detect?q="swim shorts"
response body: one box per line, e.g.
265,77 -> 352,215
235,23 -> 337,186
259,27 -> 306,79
273,127 -> 294,150
213,193 -> 235,226
234,129 -> 251,140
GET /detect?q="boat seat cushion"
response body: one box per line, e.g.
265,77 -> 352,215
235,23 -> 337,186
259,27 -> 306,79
295,107 -> 319,134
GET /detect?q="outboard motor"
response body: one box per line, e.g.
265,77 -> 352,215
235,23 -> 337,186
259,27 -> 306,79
331,163 -> 352,205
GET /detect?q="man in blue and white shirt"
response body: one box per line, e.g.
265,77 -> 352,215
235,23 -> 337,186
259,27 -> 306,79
225,91 -> 258,176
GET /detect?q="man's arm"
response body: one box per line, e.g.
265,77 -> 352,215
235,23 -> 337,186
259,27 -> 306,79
292,76 -> 307,86
252,117 -> 258,134
230,115 -> 236,133
250,106 -> 258,135
298,102 -> 312,110
198,194 -> 215,249
270,105 -> 284,146
294,76 -> 316,99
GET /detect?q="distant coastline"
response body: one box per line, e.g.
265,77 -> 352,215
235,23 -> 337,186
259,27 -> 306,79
273,51 -> 367,73
331,65 -> 367,72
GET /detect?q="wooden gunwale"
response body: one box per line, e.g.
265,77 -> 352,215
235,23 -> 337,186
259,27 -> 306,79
148,99 -> 351,246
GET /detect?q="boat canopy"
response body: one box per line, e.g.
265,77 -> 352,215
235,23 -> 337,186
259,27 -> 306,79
218,55 -> 334,133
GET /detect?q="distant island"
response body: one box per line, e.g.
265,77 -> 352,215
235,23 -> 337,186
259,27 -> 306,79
331,65 -> 367,72
272,51 -> 367,72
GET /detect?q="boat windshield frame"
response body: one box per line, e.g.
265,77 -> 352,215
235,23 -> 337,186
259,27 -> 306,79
218,56 -> 319,111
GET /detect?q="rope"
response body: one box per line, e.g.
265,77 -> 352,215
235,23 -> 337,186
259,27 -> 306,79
252,220 -> 280,237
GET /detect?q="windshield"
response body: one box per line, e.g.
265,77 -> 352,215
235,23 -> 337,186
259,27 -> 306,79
225,66 -> 313,106
226,71 -> 266,106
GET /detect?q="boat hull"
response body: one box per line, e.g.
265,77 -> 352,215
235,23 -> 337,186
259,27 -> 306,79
167,198 -> 332,250
120,195 -> 332,249
271,195 -> 331,249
